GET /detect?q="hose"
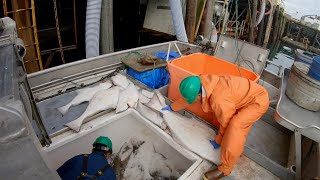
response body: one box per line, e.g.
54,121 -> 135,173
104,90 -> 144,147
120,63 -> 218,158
169,0 -> 188,42
85,0 -> 102,58
264,0 -> 274,15
257,0 -> 266,26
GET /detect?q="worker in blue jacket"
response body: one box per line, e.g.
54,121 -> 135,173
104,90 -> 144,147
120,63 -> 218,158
57,136 -> 116,180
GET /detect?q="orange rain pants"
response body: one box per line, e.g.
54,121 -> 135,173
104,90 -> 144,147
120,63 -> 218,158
171,74 -> 269,175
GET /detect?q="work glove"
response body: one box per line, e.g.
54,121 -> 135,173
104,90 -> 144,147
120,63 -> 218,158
161,105 -> 173,111
210,140 -> 220,149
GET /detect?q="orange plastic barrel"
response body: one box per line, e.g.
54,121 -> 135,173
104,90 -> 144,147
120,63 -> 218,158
167,53 -> 259,127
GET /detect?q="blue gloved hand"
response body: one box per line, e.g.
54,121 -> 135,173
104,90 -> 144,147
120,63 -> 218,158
210,140 -> 220,149
161,105 -> 173,111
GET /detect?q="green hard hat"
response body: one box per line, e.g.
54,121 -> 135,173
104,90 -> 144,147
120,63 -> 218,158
179,76 -> 201,104
93,136 -> 112,150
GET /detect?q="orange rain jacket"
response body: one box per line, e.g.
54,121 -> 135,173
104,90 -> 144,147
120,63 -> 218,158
171,74 -> 269,175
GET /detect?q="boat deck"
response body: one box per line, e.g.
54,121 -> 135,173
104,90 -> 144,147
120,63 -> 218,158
36,77 -> 284,180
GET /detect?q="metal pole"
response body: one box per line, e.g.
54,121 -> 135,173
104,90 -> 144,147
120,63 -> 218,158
166,43 -> 171,61
220,0 -> 229,34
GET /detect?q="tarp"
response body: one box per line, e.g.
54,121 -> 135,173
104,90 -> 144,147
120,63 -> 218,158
127,52 -> 180,89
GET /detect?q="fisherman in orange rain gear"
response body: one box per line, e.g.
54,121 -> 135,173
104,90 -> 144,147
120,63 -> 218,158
161,75 -> 269,180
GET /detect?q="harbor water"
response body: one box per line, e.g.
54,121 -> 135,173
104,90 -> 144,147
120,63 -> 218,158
266,41 -> 295,73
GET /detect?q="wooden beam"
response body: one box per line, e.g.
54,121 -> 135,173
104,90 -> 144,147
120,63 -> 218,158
296,26 -> 302,41
279,14 -> 287,41
3,0 -> 8,16
201,0 -> 215,39
31,0 -> 43,70
185,0 -> 197,43
263,6 -> 276,47
11,0 -> 39,73
100,0 -> 114,54
44,51 -> 55,69
249,0 -> 258,43
275,13 -> 284,41
194,0 -> 207,37
312,32 -> 318,47
257,16 -> 265,46
272,7 -> 281,43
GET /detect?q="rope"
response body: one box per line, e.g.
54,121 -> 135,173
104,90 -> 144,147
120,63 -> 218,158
233,0 -> 257,77
53,0 -> 66,64
234,0 -> 243,77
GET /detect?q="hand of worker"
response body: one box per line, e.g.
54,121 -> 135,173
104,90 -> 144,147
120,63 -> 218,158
210,140 -> 220,149
161,105 -> 173,111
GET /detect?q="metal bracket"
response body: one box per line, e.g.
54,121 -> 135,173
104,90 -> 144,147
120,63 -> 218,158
266,60 -> 284,77
294,129 -> 301,180
166,42 -> 183,61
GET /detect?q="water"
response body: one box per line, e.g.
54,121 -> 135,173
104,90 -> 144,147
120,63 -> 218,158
266,42 -> 295,74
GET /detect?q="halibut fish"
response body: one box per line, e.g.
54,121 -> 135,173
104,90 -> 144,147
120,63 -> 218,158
115,83 -> 139,113
65,87 -> 120,132
147,91 -> 221,164
57,81 -> 112,115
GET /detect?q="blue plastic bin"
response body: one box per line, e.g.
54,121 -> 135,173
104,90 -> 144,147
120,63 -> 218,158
308,56 -> 320,81
127,52 -> 180,89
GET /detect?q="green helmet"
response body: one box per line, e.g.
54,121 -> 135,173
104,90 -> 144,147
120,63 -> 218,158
93,136 -> 112,151
179,76 -> 201,104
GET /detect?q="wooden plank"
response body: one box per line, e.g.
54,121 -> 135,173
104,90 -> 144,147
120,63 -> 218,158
185,0 -> 197,43
100,0 -> 114,54
194,0 -> 207,37
282,36 -> 320,54
278,14 -> 287,41
122,56 -> 166,72
31,0 -> 43,70
272,7 -> 280,43
44,51 -> 55,69
257,16 -> 265,46
3,0 -> 8,16
201,0 -> 215,39
275,13 -> 283,41
263,6 -> 276,48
